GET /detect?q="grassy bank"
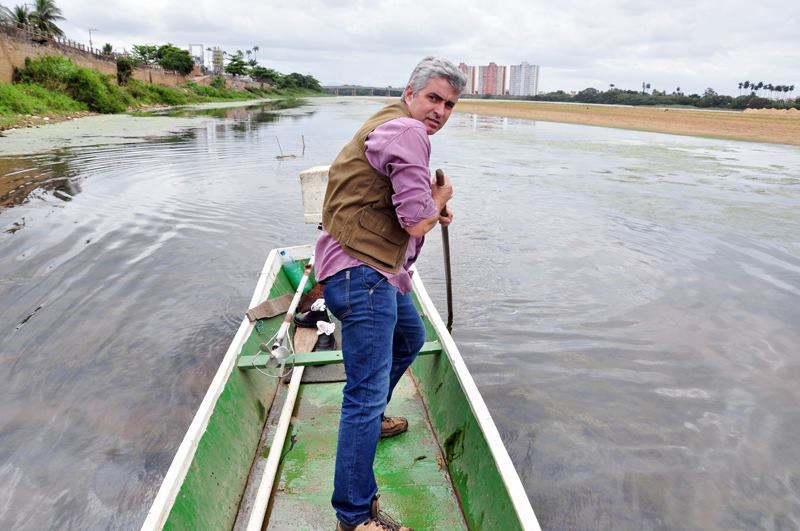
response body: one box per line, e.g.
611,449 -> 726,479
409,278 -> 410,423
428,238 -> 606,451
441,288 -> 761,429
0,56 -> 322,130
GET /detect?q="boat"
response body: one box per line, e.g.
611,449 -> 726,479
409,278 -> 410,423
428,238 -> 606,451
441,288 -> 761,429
142,167 -> 540,530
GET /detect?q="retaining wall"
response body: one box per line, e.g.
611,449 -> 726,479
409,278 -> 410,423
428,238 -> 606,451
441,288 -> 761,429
0,22 -> 186,86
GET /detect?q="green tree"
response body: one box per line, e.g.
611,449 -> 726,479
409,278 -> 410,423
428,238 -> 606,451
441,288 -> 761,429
132,44 -> 159,65
157,44 -> 193,75
1,4 -> 29,25
250,66 -> 282,85
252,45 -> 259,61
301,74 -> 321,91
224,51 -> 248,76
576,87 -> 600,103
29,0 -> 64,37
278,72 -> 322,91
12,4 -> 29,25
101,42 -> 113,55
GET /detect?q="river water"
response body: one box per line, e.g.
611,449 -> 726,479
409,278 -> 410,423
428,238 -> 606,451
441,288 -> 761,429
1,98 -> 799,530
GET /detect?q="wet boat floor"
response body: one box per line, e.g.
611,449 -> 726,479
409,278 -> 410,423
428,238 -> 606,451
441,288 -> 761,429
265,373 -> 468,530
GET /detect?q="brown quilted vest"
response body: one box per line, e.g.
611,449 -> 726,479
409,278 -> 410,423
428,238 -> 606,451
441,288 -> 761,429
322,101 -> 418,273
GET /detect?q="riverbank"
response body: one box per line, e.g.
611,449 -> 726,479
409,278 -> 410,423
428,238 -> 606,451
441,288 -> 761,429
454,100 -> 800,146
0,56 -> 325,133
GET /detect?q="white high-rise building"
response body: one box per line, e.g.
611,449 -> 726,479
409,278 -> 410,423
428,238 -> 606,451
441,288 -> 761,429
509,62 -> 540,96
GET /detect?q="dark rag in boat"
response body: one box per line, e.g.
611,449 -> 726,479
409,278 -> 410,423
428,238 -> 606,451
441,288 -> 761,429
298,283 -> 325,313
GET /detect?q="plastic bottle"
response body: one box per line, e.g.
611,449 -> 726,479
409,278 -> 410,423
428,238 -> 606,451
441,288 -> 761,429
279,249 -> 313,293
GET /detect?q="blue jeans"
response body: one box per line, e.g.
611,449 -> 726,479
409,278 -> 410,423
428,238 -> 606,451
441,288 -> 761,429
323,265 -> 426,526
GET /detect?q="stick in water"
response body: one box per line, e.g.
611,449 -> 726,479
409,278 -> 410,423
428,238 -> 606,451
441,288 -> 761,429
435,169 -> 454,332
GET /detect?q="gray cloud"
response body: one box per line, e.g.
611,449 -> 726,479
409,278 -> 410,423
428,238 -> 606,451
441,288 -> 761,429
55,0 -> 798,94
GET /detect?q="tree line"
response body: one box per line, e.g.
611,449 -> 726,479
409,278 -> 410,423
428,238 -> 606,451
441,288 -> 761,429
738,81 -> 795,99
509,86 -> 800,110
218,48 -> 321,91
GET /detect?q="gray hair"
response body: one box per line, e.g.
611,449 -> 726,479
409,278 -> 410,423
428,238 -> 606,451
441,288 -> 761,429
403,56 -> 467,98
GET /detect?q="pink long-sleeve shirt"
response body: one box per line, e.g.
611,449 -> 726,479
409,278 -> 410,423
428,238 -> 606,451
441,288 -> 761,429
314,116 -> 438,294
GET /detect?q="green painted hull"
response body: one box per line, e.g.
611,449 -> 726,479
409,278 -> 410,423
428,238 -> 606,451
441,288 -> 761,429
143,246 -> 539,530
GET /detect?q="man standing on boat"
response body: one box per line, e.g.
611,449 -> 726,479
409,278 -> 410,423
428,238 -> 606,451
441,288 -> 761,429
315,57 -> 466,531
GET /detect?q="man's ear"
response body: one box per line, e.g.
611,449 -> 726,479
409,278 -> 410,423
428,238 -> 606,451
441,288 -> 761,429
403,85 -> 413,104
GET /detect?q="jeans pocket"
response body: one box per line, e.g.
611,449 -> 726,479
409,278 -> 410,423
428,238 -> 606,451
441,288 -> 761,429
361,267 -> 387,293
323,270 -> 352,320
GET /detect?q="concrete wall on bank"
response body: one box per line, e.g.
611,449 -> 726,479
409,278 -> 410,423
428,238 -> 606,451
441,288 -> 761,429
0,22 -> 186,86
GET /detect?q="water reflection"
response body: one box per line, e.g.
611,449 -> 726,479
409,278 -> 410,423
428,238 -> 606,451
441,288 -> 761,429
0,155 -> 81,213
137,99 -> 311,119
1,99 -> 799,530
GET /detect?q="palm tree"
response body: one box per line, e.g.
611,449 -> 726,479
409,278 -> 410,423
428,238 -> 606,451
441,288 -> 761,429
743,80 -> 750,94
253,45 -> 259,61
12,4 -> 29,25
30,0 -> 65,37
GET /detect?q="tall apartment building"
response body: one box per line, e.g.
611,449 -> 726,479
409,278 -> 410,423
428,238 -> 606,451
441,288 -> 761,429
458,62 -> 476,94
509,62 -> 540,96
477,62 -> 506,95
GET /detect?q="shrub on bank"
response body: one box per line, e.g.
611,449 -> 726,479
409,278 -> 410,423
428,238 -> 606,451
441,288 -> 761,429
116,56 -> 136,85
122,79 -> 189,106
15,56 -> 128,113
184,81 -> 255,100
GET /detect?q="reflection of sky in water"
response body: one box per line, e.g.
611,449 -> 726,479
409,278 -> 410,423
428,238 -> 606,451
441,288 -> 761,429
1,99 -> 800,529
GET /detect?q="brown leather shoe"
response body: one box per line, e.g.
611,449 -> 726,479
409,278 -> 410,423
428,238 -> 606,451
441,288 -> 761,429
380,416 -> 408,439
335,495 -> 412,531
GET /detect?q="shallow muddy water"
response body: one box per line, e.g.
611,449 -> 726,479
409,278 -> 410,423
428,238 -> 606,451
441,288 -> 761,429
1,98 -> 799,530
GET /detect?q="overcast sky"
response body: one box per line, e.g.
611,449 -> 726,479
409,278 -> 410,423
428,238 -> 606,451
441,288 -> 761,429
51,0 -> 799,96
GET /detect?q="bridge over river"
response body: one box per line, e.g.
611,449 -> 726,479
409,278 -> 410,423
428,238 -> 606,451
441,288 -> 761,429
322,86 -> 404,97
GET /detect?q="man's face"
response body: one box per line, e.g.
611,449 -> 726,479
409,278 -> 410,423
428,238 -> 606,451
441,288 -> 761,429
403,77 -> 460,135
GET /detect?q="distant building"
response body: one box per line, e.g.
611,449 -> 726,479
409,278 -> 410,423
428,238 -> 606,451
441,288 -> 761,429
211,47 -> 224,75
477,62 -> 506,95
458,62 -> 476,94
509,62 -> 540,96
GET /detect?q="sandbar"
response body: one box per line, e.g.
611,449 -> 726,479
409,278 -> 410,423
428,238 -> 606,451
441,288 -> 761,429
453,100 -> 800,146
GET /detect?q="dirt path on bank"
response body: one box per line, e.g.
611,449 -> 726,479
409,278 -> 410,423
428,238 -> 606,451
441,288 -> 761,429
453,100 -> 800,146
